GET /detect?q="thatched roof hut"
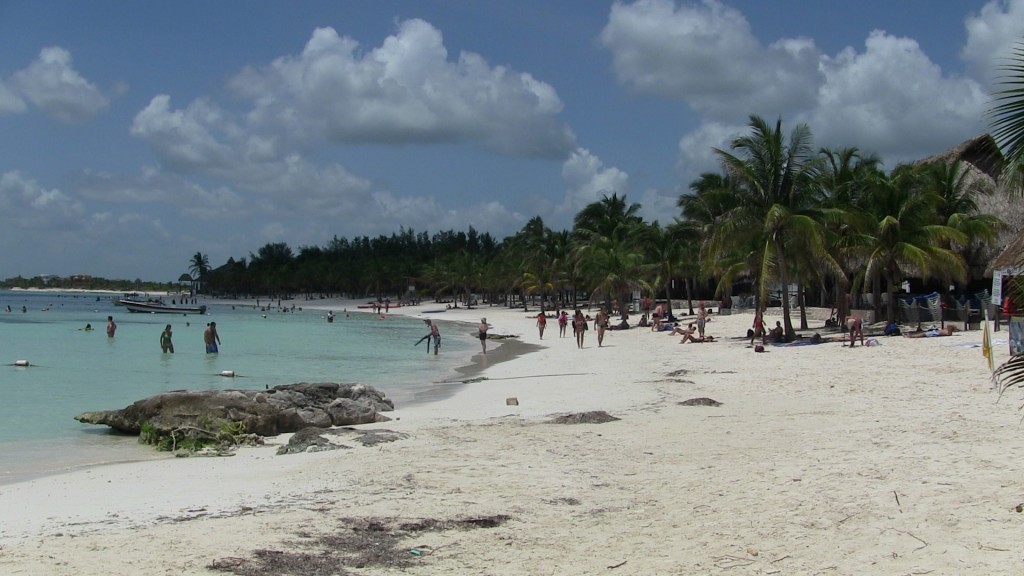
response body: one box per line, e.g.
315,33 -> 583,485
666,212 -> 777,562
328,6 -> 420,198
916,134 -> 1024,278
991,230 -> 1024,273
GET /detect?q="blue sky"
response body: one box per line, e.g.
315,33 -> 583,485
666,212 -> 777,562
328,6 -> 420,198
0,0 -> 1021,281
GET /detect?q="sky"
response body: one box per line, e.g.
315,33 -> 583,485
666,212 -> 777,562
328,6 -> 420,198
1,0 -> 1023,281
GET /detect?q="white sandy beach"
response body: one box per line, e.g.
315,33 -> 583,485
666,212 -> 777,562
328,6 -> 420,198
1,300 -> 1023,575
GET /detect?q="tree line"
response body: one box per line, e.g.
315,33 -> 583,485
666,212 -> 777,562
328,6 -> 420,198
188,114 -> 1006,341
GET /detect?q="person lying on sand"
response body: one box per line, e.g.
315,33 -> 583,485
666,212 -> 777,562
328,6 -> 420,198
904,326 -> 957,338
669,323 -> 696,336
652,320 -> 676,332
680,333 -> 715,344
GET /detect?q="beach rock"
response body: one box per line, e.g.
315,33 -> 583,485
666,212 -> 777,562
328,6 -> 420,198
74,382 -> 395,438
678,397 -> 722,407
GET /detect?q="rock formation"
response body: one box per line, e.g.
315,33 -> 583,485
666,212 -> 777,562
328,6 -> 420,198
75,382 -> 394,440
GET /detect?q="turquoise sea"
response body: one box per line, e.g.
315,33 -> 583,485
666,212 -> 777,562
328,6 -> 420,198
0,290 -> 477,484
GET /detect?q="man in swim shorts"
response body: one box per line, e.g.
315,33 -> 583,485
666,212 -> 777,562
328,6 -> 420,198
204,321 -> 220,353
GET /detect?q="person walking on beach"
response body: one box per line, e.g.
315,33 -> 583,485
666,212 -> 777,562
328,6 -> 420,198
204,321 -> 221,353
106,316 -> 117,338
573,309 -> 587,349
595,307 -> 609,347
536,311 -> 547,339
160,324 -> 174,353
478,317 -> 489,355
558,310 -> 569,338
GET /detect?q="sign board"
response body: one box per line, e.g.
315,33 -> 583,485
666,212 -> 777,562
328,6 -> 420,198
993,270 -> 1003,305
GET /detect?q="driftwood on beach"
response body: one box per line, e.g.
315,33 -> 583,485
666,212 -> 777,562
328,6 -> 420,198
74,382 -> 395,442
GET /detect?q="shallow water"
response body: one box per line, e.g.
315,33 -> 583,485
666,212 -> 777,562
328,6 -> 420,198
0,290 -> 476,483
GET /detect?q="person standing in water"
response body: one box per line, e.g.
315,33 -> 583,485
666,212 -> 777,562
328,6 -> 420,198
204,321 -> 221,353
106,316 -> 117,338
428,319 -> 441,355
160,324 -> 174,353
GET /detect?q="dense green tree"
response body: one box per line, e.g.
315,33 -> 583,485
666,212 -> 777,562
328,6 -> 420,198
856,165 -> 968,322
188,252 -> 210,292
710,115 -> 835,340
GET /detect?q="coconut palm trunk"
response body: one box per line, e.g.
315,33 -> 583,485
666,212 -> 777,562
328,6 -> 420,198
775,239 -> 796,340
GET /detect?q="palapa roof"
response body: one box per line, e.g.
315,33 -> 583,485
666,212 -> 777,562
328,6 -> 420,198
992,230 -> 1024,272
915,134 -> 1024,276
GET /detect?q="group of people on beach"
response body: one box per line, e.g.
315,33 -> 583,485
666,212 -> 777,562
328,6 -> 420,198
533,307 -> 616,349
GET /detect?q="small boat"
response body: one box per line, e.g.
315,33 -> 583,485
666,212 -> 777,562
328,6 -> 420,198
123,300 -> 207,315
113,292 -> 146,306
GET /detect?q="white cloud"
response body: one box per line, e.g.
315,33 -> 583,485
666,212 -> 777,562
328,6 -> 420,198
75,168 -> 248,221
9,47 -> 108,123
0,171 -> 84,229
0,80 -> 26,115
558,148 -> 630,217
601,0 -> 821,119
676,121 -> 746,180
228,21 -> 576,158
603,0 -> 992,177
130,95 -> 236,173
962,0 -> 1024,84
808,31 -> 988,164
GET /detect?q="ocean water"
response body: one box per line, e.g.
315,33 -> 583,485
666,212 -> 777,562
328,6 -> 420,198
0,290 -> 477,484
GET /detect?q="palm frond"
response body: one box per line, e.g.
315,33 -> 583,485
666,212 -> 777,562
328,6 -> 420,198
994,354 -> 1024,401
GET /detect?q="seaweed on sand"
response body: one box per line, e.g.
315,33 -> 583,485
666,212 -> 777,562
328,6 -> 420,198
208,514 -> 511,575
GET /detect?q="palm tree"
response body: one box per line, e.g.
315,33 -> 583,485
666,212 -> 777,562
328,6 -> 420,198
856,165 -> 968,323
640,220 -> 696,316
573,193 -> 642,241
816,147 -> 882,320
988,39 -> 1024,193
188,252 -> 210,294
573,194 -> 646,313
680,172 -> 745,307
710,115 -> 836,341
920,160 -> 1003,286
574,233 -> 651,316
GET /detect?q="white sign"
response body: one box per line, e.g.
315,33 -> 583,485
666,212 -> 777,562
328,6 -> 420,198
993,270 -> 1003,304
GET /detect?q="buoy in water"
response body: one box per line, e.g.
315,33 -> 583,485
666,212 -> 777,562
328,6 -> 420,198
14,360 -> 29,367
219,370 -> 236,377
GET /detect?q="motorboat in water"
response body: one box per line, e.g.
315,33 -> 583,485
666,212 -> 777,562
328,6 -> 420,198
122,300 -> 207,315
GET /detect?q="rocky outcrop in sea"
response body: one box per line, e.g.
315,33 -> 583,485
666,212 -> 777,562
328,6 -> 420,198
75,382 -> 394,443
